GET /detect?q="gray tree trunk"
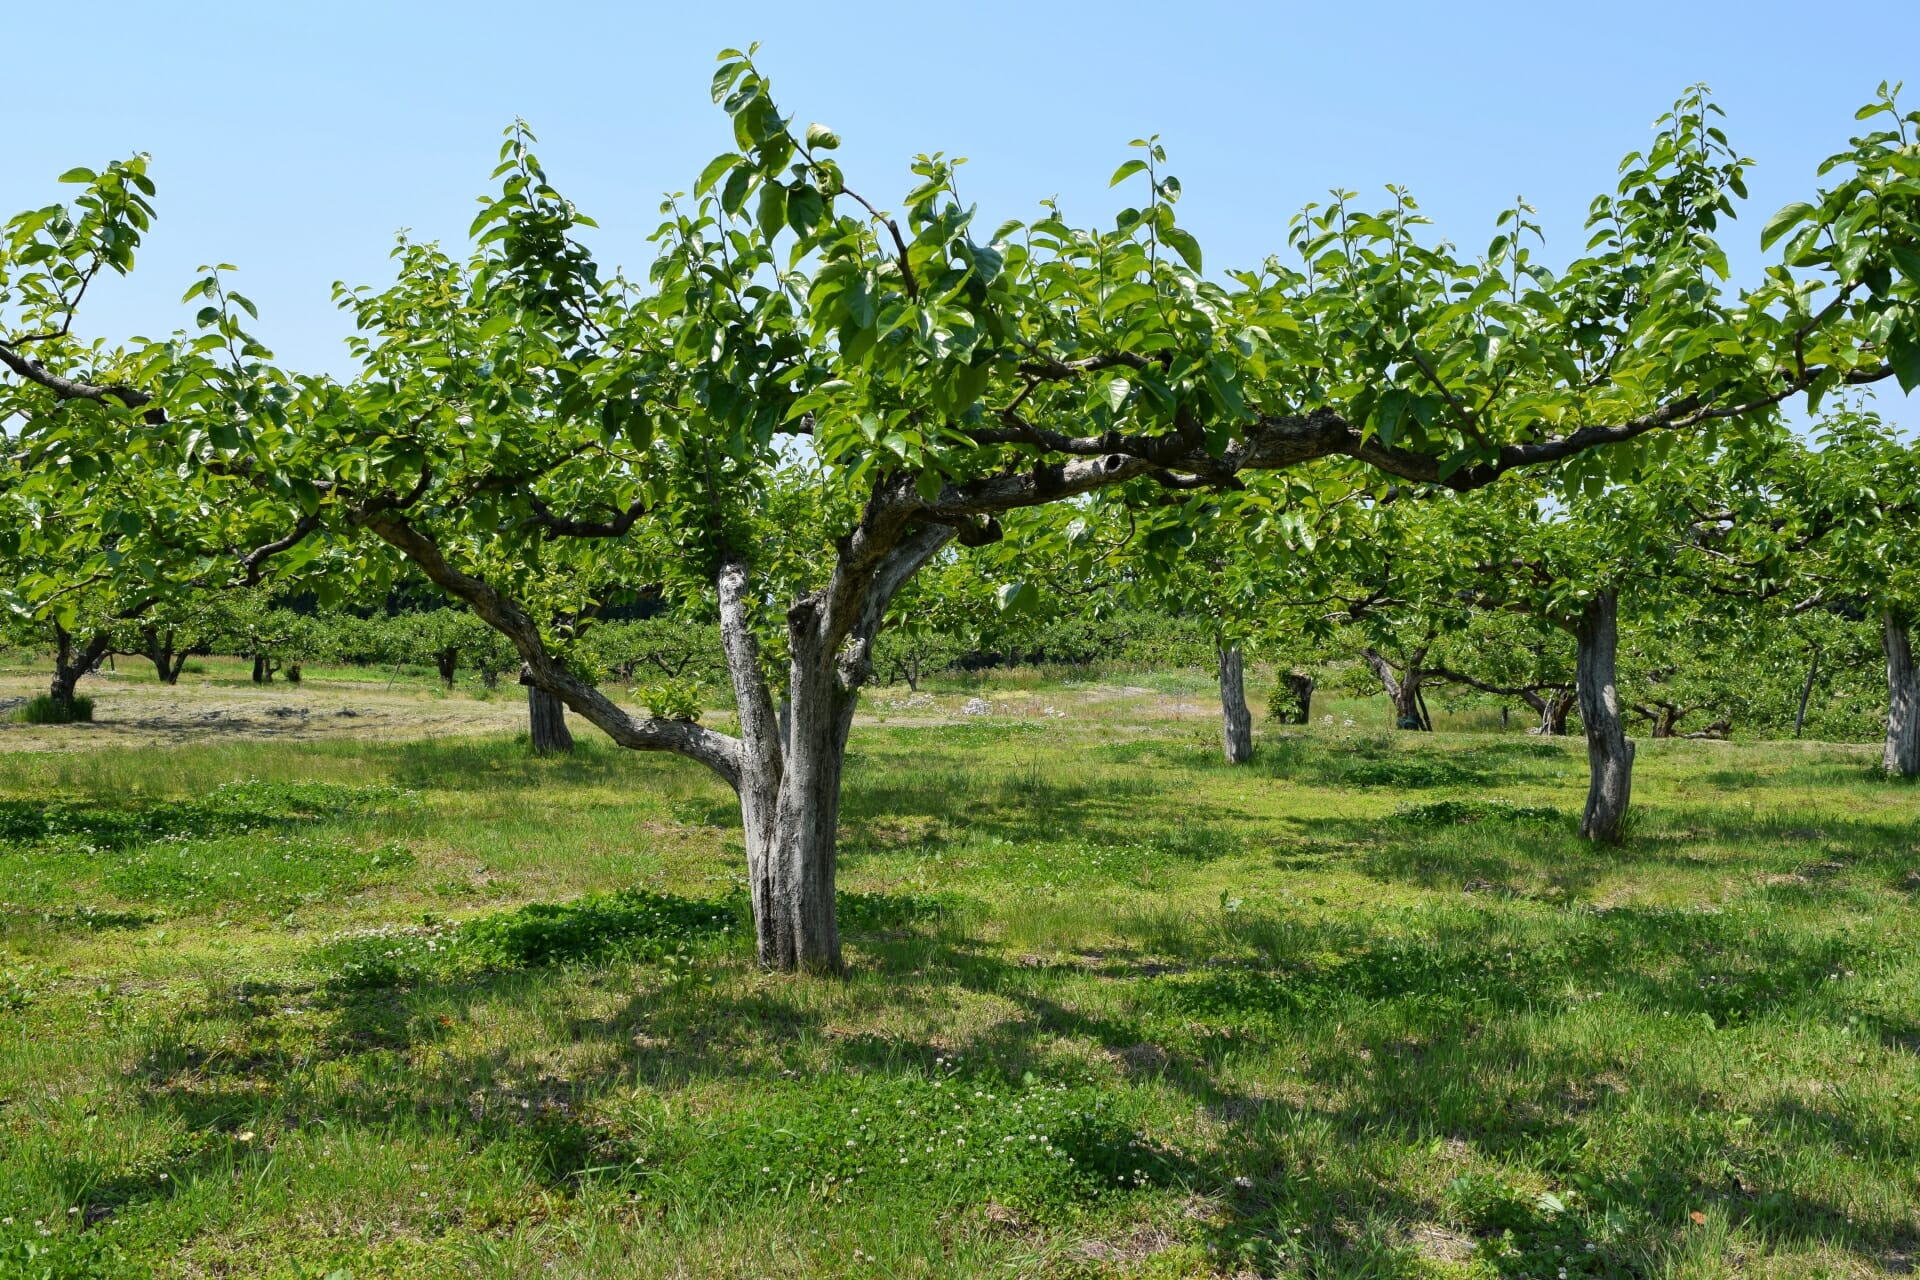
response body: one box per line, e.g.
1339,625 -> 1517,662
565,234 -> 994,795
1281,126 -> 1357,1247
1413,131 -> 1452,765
1882,614 -> 1920,778
362,510 -> 954,975
523,673 -> 574,755
1540,689 -> 1573,736
1363,647 -> 1429,730
1218,645 -> 1253,764
1574,589 -> 1634,842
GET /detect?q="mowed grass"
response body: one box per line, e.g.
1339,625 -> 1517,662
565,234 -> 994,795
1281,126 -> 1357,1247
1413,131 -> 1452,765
0,692 -> 1917,1279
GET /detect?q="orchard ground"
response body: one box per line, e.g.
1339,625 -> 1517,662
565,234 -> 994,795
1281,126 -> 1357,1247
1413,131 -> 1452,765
1,662 -> 1916,1279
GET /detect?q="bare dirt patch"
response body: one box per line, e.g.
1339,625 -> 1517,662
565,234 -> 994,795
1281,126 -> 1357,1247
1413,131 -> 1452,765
0,671 -> 531,752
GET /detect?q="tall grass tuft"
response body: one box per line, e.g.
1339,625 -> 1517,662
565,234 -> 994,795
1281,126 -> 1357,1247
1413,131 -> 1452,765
15,695 -> 94,724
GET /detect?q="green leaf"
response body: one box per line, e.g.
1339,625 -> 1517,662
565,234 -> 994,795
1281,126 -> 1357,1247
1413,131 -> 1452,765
1109,159 -> 1149,188
805,123 -> 841,151
695,153 -> 738,197
995,582 -> 1041,615
1760,201 -> 1816,251
1105,377 -> 1132,413
1890,243 -> 1920,285
57,167 -> 97,184
711,61 -> 746,104
1161,226 -> 1203,272
756,182 -> 789,241
786,185 -> 825,238
720,166 -> 753,217
914,468 -> 943,502
1890,332 -> 1920,395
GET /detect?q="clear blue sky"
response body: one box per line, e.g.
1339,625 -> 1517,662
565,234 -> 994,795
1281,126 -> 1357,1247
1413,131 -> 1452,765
8,0 -> 1916,423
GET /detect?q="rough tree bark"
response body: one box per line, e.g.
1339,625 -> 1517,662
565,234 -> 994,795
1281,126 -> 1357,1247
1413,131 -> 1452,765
1882,613 -> 1920,778
520,666 -> 574,755
1573,589 -> 1634,842
49,624 -> 111,711
1217,645 -> 1253,764
1362,645 -> 1431,730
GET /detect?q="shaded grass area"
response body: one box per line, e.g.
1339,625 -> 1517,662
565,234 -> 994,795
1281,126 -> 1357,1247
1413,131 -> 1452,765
0,706 -> 1916,1278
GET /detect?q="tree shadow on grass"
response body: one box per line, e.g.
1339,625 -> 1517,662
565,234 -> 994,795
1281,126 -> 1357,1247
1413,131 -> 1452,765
101,886 -> 1919,1276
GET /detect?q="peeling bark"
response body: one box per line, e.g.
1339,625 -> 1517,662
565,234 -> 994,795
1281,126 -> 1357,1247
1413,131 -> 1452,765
1574,590 -> 1634,842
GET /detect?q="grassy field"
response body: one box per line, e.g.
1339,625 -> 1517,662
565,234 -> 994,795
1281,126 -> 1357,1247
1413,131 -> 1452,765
1,674 -> 1916,1278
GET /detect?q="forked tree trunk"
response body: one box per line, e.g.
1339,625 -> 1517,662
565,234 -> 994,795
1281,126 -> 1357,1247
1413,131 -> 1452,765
251,653 -> 274,684
1218,645 -> 1253,764
144,628 -> 187,685
1882,613 -> 1920,778
364,511 -> 952,975
1574,589 -> 1633,842
1282,671 -> 1315,724
1362,646 -> 1430,731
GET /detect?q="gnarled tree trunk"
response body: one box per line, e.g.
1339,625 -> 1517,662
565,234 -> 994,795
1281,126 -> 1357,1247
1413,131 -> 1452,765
1362,644 -> 1431,731
1574,589 -> 1633,842
1883,613 -> 1920,778
1217,645 -> 1253,764
521,665 -> 574,755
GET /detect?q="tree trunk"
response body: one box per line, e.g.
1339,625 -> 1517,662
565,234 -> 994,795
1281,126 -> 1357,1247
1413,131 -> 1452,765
1283,671 -> 1315,724
1217,645 -> 1253,764
251,653 -> 273,684
1794,650 -> 1820,739
1882,613 -> 1920,778
1574,590 -> 1634,842
525,681 -> 574,754
436,649 -> 459,690
1362,647 -> 1430,731
144,628 -> 184,686
1540,690 -> 1573,736
360,511 -> 954,976
49,624 -> 110,713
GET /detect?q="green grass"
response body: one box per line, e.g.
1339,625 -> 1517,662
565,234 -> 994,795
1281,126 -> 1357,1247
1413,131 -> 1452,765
0,693 -> 1916,1278
13,695 -> 94,725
